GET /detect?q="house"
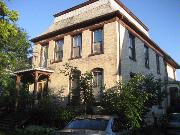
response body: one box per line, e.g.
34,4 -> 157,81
14,0 -> 180,112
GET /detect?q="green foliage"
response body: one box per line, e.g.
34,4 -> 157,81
0,27 -> 31,75
79,72 -> 95,109
0,0 -> 19,39
29,89 -> 76,128
0,74 -> 16,111
0,1 -> 31,111
15,126 -> 54,135
101,74 -> 164,128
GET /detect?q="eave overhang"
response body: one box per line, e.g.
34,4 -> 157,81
14,68 -> 54,75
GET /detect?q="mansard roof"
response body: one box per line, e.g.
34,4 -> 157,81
53,0 -> 148,31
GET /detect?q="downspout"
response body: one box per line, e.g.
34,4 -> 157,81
117,20 -> 121,81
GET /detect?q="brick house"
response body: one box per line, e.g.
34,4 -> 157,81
15,0 -> 180,112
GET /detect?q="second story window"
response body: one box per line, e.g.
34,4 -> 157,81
144,45 -> 149,68
55,40 -> 64,62
72,34 -> 82,58
129,33 -> 136,61
93,29 -> 103,54
40,44 -> 48,68
156,54 -> 160,74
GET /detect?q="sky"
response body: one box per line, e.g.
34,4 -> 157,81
7,0 -> 180,80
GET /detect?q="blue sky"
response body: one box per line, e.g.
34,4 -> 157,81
7,0 -> 180,79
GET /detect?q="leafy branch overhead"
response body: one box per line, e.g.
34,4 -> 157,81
0,0 -> 31,105
0,0 -> 19,38
0,0 -> 31,75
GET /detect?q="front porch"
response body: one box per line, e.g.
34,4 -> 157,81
14,68 -> 54,108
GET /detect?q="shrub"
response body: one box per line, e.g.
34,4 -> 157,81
101,74 -> 164,128
15,125 -> 54,135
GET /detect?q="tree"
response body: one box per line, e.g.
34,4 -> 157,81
0,0 -> 31,111
0,0 -> 31,74
60,63 -> 95,114
101,74 -> 165,128
0,0 -> 18,39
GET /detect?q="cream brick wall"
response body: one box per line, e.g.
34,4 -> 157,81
120,24 -> 166,82
32,21 -> 177,110
119,24 -> 169,114
33,21 -> 119,104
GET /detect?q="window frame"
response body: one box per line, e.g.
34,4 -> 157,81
54,39 -> 64,62
71,34 -> 82,59
91,28 -> 104,55
129,33 -> 136,61
40,43 -> 49,68
144,45 -> 150,68
156,54 -> 161,74
92,68 -> 104,88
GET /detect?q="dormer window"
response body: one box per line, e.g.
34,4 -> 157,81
92,29 -> 103,54
72,34 -> 82,58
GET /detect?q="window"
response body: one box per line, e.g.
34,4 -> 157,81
40,44 -> 48,68
92,68 -> 104,101
93,29 -> 103,54
156,54 -> 160,74
70,70 -> 81,105
129,33 -> 136,61
72,34 -> 82,58
66,119 -> 108,131
55,40 -> 64,62
144,45 -> 149,68
93,69 -> 103,87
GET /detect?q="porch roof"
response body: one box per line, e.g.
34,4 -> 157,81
14,68 -> 54,74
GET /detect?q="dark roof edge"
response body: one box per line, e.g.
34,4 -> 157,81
53,0 -> 149,31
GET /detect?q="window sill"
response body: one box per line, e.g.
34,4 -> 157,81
68,56 -> 82,60
88,52 -> 104,57
50,60 -> 62,64
129,57 -> 136,62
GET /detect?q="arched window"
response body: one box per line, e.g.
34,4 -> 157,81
70,70 -> 81,105
92,68 -> 104,101
92,68 -> 104,87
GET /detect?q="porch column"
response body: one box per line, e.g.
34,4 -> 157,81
15,75 -> 21,110
34,71 -> 38,104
